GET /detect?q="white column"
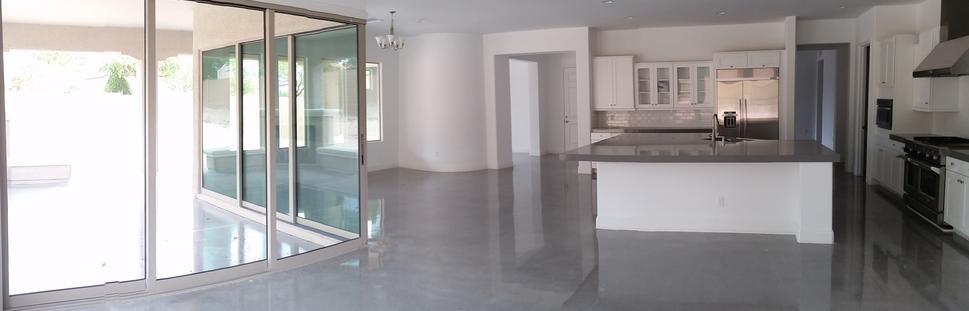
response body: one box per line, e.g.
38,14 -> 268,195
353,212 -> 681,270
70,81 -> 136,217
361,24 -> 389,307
796,162 -> 834,244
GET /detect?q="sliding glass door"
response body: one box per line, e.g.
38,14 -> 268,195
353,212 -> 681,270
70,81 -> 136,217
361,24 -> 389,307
2,0 -> 146,297
158,0 -> 270,280
0,0 -> 365,308
274,14 -> 361,258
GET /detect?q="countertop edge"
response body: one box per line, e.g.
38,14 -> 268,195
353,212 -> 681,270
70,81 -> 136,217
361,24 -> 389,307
949,150 -> 969,163
560,154 -> 841,163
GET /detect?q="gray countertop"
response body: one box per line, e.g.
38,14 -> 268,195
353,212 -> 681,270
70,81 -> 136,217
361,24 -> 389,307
951,149 -> 969,163
561,133 -> 841,163
890,133 -> 969,163
593,127 -> 711,134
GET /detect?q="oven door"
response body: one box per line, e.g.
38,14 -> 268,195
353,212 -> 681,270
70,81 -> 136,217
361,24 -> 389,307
904,156 -> 943,212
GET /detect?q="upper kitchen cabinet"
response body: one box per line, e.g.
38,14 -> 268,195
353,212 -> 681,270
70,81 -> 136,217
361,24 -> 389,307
713,50 -> 781,69
594,56 -> 635,111
747,51 -> 781,68
714,52 -> 748,69
880,38 -> 896,88
877,34 -> 916,109
635,62 -> 674,110
673,62 -> 714,108
912,28 -> 960,112
635,61 -> 712,109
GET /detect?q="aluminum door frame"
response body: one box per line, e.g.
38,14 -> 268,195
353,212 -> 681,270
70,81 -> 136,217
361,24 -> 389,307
0,1 -> 367,309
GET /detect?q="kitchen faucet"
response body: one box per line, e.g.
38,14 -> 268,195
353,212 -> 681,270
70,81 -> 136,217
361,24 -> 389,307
712,114 -> 721,142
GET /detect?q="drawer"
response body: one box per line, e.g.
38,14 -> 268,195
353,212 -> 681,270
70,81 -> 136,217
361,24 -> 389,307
948,157 -> 969,177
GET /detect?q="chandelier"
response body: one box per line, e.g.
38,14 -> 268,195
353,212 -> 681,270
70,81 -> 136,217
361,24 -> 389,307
375,11 -> 404,50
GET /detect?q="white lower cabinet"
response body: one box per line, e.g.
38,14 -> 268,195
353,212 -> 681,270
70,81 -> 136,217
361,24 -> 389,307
946,157 -> 969,236
874,142 -> 905,195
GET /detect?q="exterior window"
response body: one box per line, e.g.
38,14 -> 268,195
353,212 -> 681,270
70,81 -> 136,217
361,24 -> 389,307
365,62 -> 382,142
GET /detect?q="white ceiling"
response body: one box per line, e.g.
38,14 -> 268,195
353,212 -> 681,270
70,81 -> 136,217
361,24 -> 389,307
366,0 -> 922,35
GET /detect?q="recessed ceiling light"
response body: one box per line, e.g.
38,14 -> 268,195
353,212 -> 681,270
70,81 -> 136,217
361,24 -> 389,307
839,5 -> 847,9
624,16 -> 634,20
366,18 -> 384,24
718,11 -> 727,15
601,0 -> 615,4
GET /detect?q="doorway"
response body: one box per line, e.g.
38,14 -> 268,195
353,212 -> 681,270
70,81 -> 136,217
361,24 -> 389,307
505,52 -> 578,159
794,43 -> 851,170
860,44 -> 871,177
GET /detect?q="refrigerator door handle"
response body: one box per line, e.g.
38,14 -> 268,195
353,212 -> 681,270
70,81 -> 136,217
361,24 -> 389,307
737,98 -> 743,136
743,98 -> 749,136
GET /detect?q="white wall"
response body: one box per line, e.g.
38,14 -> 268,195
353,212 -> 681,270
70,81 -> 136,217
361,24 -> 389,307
594,22 -> 785,62
856,3 -> 925,182
820,50 -> 838,149
796,18 -> 859,173
797,19 -> 857,45
510,53 -> 577,155
398,33 -> 487,172
783,16 -> 797,140
509,59 -> 541,156
795,50 -> 819,140
484,27 -> 592,172
365,24 -> 399,171
594,20 -> 796,139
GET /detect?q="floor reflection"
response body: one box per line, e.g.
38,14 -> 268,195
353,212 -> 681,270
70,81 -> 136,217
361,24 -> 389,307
88,156 -> 969,311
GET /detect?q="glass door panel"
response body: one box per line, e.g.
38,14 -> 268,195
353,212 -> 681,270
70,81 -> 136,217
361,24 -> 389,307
201,46 -> 239,198
275,37 -> 292,216
275,14 -> 360,258
157,0 -> 267,279
697,66 -> 711,106
676,65 -> 692,105
637,67 -> 651,106
242,41 -> 267,207
3,0 -> 145,295
656,67 -> 671,106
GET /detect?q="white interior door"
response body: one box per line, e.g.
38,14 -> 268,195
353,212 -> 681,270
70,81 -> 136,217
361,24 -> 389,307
564,67 -> 578,152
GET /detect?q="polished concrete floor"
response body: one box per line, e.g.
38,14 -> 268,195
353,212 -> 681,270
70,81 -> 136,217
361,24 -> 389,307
84,155 -> 969,310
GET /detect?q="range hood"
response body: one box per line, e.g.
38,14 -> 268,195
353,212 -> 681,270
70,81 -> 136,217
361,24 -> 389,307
913,0 -> 969,77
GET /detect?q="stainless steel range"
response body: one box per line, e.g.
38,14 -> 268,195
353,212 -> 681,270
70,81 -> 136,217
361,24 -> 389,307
892,135 -> 969,232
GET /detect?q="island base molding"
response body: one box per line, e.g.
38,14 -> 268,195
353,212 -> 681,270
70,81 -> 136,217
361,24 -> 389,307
595,162 -> 833,244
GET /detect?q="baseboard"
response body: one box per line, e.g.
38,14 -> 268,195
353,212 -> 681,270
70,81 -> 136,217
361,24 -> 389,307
796,227 -> 834,244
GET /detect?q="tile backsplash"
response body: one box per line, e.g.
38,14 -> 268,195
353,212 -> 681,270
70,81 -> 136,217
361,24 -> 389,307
594,109 -> 714,128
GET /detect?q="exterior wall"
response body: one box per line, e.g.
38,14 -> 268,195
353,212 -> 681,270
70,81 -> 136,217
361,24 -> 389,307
1,23 -> 191,59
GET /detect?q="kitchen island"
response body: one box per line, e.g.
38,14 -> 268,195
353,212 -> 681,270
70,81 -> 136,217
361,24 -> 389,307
563,133 -> 840,244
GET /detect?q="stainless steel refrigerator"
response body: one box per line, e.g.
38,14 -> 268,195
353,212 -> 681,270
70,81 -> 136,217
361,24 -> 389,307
716,68 -> 779,140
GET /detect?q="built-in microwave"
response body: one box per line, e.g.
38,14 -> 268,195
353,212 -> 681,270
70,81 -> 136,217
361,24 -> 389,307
876,99 -> 893,130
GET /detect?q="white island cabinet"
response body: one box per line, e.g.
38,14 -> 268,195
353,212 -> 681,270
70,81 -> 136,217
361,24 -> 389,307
946,156 -> 969,236
563,133 -> 840,244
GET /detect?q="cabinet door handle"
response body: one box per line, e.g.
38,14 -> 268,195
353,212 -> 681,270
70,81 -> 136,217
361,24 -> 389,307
960,179 -> 965,184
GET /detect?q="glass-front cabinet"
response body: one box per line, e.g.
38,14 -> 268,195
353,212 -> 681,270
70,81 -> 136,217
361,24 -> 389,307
675,64 -> 692,106
634,62 -> 674,110
696,64 -> 713,107
672,61 -> 714,109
